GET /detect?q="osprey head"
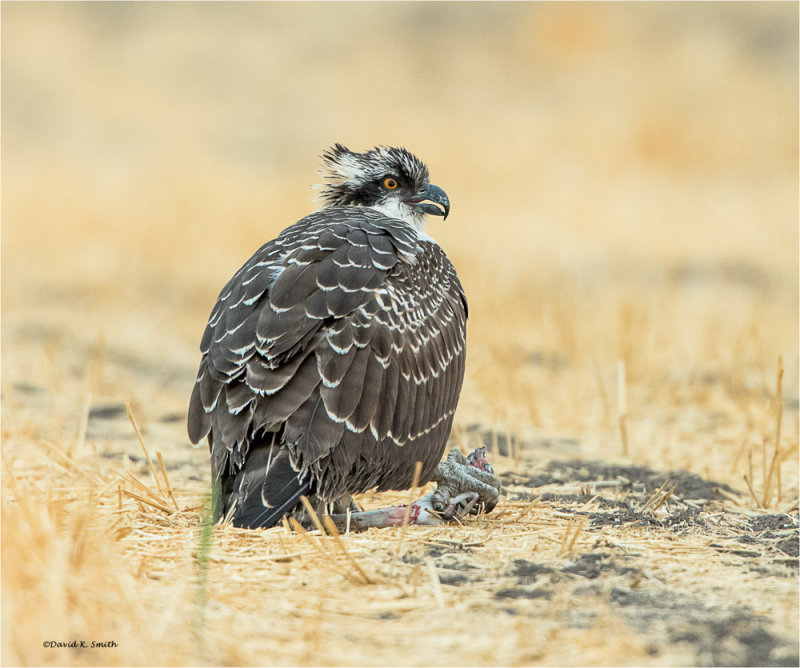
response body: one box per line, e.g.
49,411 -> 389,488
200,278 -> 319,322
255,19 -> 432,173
317,144 -> 450,231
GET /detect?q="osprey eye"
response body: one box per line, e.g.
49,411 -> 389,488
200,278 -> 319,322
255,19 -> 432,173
383,177 -> 399,190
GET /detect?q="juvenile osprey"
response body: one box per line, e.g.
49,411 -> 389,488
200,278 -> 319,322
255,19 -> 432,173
188,144 -> 499,528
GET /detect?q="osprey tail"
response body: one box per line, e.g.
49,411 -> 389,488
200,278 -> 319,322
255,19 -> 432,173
216,439 -> 310,529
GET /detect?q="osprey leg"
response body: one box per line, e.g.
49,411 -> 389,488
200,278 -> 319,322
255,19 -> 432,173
326,446 -> 500,531
430,447 -> 501,513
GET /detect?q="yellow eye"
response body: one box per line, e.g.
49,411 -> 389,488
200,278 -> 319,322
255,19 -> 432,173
383,177 -> 399,190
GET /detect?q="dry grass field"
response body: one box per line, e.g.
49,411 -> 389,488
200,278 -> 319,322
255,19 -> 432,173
2,3 -> 798,666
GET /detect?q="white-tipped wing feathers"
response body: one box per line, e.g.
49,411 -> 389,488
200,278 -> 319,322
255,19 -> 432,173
188,206 -> 467,500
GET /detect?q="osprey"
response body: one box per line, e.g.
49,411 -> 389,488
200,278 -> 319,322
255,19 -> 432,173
188,144 -> 500,529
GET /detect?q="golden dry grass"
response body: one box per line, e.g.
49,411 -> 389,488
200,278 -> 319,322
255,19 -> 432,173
2,3 -> 798,666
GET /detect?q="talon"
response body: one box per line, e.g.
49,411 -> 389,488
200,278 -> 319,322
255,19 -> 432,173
443,492 -> 479,520
331,449 -> 501,530
441,492 -> 478,519
431,447 -> 502,515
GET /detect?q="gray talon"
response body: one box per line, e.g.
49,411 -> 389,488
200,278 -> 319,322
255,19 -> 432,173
325,448 -> 500,531
441,492 -> 480,520
431,448 -> 501,513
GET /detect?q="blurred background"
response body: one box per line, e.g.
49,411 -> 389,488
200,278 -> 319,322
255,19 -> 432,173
2,3 -> 798,666
3,0 -> 798,476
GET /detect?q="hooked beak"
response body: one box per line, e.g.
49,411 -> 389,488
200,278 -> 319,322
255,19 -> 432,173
405,183 -> 450,220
